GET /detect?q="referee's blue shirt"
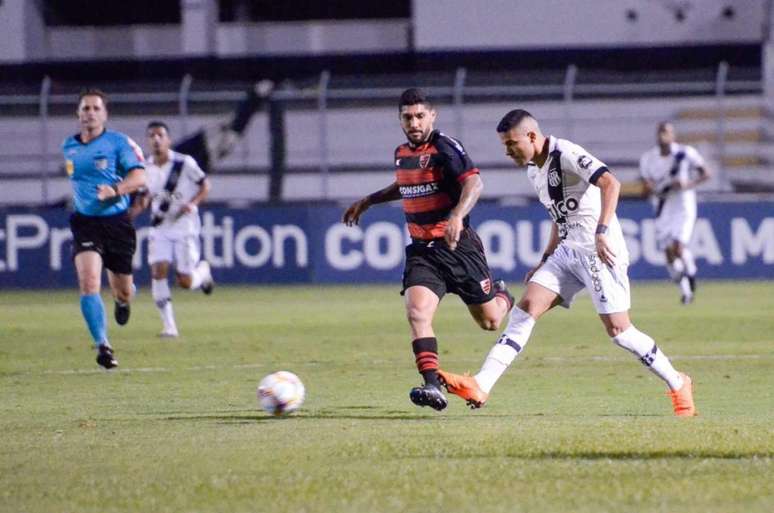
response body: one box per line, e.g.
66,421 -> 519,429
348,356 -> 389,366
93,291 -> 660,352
62,129 -> 145,216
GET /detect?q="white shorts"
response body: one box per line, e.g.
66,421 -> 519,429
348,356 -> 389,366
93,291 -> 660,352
656,200 -> 696,249
530,244 -> 631,314
147,228 -> 201,275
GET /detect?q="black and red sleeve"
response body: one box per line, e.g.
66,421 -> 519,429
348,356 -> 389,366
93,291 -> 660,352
436,134 -> 479,182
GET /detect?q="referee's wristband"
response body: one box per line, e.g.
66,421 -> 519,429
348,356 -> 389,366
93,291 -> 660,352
595,224 -> 608,235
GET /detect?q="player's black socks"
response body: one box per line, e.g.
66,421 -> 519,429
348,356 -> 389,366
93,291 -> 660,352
412,337 -> 441,388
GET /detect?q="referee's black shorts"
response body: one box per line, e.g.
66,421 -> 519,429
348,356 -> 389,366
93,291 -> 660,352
401,226 -> 496,305
69,211 -> 136,275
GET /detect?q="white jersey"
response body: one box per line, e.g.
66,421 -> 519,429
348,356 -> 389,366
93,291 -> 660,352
527,136 -> 628,264
145,150 -> 207,235
639,142 -> 704,217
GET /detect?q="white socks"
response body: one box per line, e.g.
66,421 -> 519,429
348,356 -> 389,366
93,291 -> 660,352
152,278 -> 177,334
475,307 -> 535,394
612,325 -> 683,390
681,249 -> 697,277
668,254 -> 694,299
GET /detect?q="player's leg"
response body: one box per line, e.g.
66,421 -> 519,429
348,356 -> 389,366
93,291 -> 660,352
445,228 -> 512,330
600,310 -> 696,416
467,279 -> 513,331
70,212 -> 116,369
440,247 -> 580,407
586,256 -> 696,416
148,230 -> 178,336
107,270 -> 134,326
75,250 -> 116,368
674,210 -> 698,302
175,234 -> 213,294
103,213 -> 137,326
404,284 -> 448,410
151,261 -> 178,337
667,240 -> 696,305
657,212 -> 686,299
401,244 -> 449,410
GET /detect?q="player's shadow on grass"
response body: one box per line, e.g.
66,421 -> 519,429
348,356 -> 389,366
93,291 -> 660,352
161,406 -> 512,424
163,414 -> 275,424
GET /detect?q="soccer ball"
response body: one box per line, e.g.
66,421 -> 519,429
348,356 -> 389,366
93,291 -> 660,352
257,371 -> 305,416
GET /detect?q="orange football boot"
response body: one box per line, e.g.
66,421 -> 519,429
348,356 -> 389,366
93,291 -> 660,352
437,369 -> 489,408
668,373 -> 697,417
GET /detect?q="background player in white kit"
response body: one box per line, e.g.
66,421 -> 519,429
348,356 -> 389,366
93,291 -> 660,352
132,121 -> 214,337
438,109 -> 697,417
640,121 -> 710,304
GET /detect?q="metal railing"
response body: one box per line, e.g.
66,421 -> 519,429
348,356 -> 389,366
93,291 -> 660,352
0,62 -> 762,204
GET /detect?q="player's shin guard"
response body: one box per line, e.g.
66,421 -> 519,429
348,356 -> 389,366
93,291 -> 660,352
80,293 -> 108,347
412,337 -> 440,387
612,325 -> 683,390
475,307 -> 535,394
152,279 -> 177,332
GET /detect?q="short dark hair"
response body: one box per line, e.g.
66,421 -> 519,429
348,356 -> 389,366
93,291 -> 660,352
146,120 -> 170,134
399,88 -> 432,110
657,120 -> 674,131
78,88 -> 108,107
496,109 -> 534,133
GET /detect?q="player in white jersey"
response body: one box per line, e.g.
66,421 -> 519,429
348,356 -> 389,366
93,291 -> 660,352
640,122 -> 710,304
438,110 -> 696,417
131,121 -> 214,337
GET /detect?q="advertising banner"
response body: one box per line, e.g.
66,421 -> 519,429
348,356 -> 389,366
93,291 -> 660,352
0,201 -> 772,289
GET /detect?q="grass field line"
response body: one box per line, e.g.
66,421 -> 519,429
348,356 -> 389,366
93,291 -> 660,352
22,352 -> 771,376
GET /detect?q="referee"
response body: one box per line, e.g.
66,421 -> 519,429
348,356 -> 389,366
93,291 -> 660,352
62,89 -> 146,369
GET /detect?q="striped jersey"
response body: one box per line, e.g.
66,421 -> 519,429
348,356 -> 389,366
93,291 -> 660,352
639,142 -> 704,216
394,130 -> 479,241
527,136 -> 628,263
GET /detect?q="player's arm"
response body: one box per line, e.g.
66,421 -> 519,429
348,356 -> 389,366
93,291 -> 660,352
342,182 -> 401,226
683,164 -> 711,190
128,188 -> 150,220
97,167 -> 146,201
594,171 -> 620,266
638,155 -> 652,197
524,222 -> 560,284
191,177 -> 211,207
178,177 -> 211,218
445,173 -> 483,250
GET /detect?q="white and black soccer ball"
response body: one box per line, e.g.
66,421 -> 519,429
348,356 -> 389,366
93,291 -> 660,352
257,371 -> 305,416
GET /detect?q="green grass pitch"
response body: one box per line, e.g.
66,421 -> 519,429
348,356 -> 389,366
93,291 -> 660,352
1,281 -> 772,513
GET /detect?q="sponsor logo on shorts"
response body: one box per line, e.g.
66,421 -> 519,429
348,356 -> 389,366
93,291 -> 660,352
587,255 -> 607,302
480,278 -> 491,294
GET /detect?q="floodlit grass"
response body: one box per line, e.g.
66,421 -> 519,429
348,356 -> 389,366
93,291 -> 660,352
1,281 -> 772,513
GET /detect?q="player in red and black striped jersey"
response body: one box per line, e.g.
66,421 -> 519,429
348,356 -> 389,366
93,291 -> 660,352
343,88 -> 514,411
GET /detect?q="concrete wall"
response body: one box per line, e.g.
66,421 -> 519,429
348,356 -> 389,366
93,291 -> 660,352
413,0 -> 765,50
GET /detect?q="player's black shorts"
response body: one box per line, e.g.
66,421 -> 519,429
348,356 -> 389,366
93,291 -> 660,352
401,226 -> 496,305
69,211 -> 136,275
